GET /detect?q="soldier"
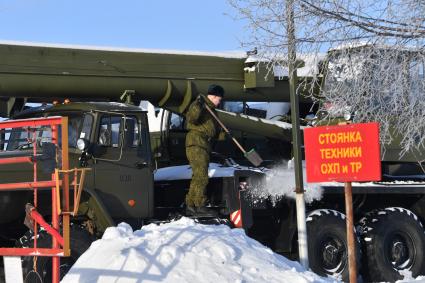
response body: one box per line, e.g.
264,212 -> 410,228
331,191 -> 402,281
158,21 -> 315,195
185,84 -> 224,216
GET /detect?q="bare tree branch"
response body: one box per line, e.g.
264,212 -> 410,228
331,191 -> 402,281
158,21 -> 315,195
228,0 -> 425,159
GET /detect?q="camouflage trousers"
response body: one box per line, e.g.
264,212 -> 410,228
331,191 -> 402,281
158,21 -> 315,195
186,146 -> 210,207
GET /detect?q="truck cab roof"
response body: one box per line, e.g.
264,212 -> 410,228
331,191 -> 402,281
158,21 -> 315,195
14,102 -> 145,118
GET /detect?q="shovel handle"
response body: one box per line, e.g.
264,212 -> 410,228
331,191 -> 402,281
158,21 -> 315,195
204,104 -> 247,154
204,104 -> 229,132
230,137 -> 247,154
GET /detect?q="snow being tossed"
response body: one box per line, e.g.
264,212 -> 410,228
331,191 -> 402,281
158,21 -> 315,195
248,159 -> 323,204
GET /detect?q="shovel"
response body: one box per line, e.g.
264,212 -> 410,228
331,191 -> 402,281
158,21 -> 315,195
204,104 -> 263,167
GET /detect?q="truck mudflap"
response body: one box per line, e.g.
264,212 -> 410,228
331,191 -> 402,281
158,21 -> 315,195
227,169 -> 264,230
229,190 -> 253,229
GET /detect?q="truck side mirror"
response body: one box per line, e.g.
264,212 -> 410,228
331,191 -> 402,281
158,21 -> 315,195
77,138 -> 89,151
98,128 -> 111,146
77,138 -> 92,167
91,144 -> 107,158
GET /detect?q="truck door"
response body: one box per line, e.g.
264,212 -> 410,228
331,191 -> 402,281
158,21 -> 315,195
93,114 -> 154,222
165,112 -> 187,164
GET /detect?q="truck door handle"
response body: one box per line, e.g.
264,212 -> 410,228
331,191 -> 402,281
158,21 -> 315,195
135,161 -> 148,169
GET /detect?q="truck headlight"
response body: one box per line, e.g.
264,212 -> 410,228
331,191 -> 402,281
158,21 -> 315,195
77,138 -> 88,151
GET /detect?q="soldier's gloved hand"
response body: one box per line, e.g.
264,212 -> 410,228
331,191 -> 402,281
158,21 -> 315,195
196,95 -> 206,108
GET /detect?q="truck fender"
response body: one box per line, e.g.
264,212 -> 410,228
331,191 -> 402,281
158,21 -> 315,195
78,188 -> 115,234
410,195 -> 425,225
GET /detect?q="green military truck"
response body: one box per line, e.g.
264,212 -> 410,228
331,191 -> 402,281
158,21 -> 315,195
1,42 -> 425,282
0,101 -> 265,282
3,101 -> 425,283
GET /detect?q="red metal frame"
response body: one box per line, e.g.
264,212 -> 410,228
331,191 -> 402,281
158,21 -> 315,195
0,116 -> 69,283
0,116 -> 64,130
27,205 -> 65,247
0,180 -> 60,190
0,248 -> 64,256
0,156 -> 32,165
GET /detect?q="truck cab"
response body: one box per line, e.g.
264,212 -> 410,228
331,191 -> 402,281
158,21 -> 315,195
3,102 -> 155,231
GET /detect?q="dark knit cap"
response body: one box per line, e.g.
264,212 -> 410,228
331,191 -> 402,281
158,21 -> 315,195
207,84 -> 225,97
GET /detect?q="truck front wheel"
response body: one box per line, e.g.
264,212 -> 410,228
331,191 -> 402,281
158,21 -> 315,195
306,209 -> 360,282
360,207 -> 425,282
18,225 -> 94,282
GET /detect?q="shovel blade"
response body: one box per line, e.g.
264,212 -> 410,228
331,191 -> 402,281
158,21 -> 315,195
244,149 -> 263,167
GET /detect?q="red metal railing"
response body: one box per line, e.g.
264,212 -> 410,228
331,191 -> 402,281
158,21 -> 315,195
0,116 -> 69,283
0,156 -> 32,165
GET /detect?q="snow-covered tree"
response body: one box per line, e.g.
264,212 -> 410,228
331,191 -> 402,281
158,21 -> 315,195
228,0 -> 425,160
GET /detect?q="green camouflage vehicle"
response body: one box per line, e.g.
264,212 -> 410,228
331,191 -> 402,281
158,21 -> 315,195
1,42 -> 425,282
0,101 -> 265,282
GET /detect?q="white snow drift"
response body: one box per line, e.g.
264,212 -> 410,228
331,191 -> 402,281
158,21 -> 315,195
62,218 -> 336,283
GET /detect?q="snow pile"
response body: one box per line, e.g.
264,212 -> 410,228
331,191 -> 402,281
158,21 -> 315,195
238,112 -> 293,129
396,270 -> 425,282
273,53 -> 326,77
62,218 -> 336,283
249,160 -> 323,204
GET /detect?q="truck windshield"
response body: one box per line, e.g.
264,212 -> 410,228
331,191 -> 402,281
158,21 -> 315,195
4,114 -> 93,150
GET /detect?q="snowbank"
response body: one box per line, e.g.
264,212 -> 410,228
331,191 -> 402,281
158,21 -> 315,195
396,270 -> 425,282
62,218 -> 336,283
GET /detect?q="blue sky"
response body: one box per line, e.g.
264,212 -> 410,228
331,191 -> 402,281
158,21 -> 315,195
0,0 -> 246,51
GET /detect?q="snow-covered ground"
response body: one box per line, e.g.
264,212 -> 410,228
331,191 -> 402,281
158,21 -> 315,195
396,270 -> 425,282
62,218 -> 336,283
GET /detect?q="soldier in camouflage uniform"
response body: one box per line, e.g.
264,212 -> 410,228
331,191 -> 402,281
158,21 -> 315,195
185,84 -> 224,216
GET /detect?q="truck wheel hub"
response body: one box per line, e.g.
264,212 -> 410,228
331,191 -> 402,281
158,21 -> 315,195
386,233 -> 414,270
321,237 -> 345,272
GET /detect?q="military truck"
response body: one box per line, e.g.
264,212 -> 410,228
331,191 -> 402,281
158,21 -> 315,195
1,42 -> 425,282
0,101 -> 266,282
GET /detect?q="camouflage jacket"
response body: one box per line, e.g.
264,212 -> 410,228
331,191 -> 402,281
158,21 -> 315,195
185,95 -> 219,151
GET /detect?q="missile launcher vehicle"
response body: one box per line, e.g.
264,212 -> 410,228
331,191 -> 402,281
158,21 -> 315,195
0,42 -> 425,282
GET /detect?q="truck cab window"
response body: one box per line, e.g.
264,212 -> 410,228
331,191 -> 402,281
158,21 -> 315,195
98,116 -> 121,147
169,113 -> 185,130
68,116 -> 82,147
6,113 -> 92,150
79,114 -> 93,141
62,114 -> 93,148
124,116 -> 140,147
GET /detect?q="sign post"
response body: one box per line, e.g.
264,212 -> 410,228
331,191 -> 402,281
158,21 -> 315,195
304,122 -> 381,283
344,181 -> 356,283
286,0 -> 309,269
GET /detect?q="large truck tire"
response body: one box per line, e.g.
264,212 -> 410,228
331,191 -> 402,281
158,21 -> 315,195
306,209 -> 360,282
359,207 -> 425,282
18,225 -> 94,282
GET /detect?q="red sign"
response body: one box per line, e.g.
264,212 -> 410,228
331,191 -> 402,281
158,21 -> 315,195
304,122 -> 381,183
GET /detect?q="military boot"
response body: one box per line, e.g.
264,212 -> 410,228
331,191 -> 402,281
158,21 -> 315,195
194,206 -> 218,217
186,206 -> 197,216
